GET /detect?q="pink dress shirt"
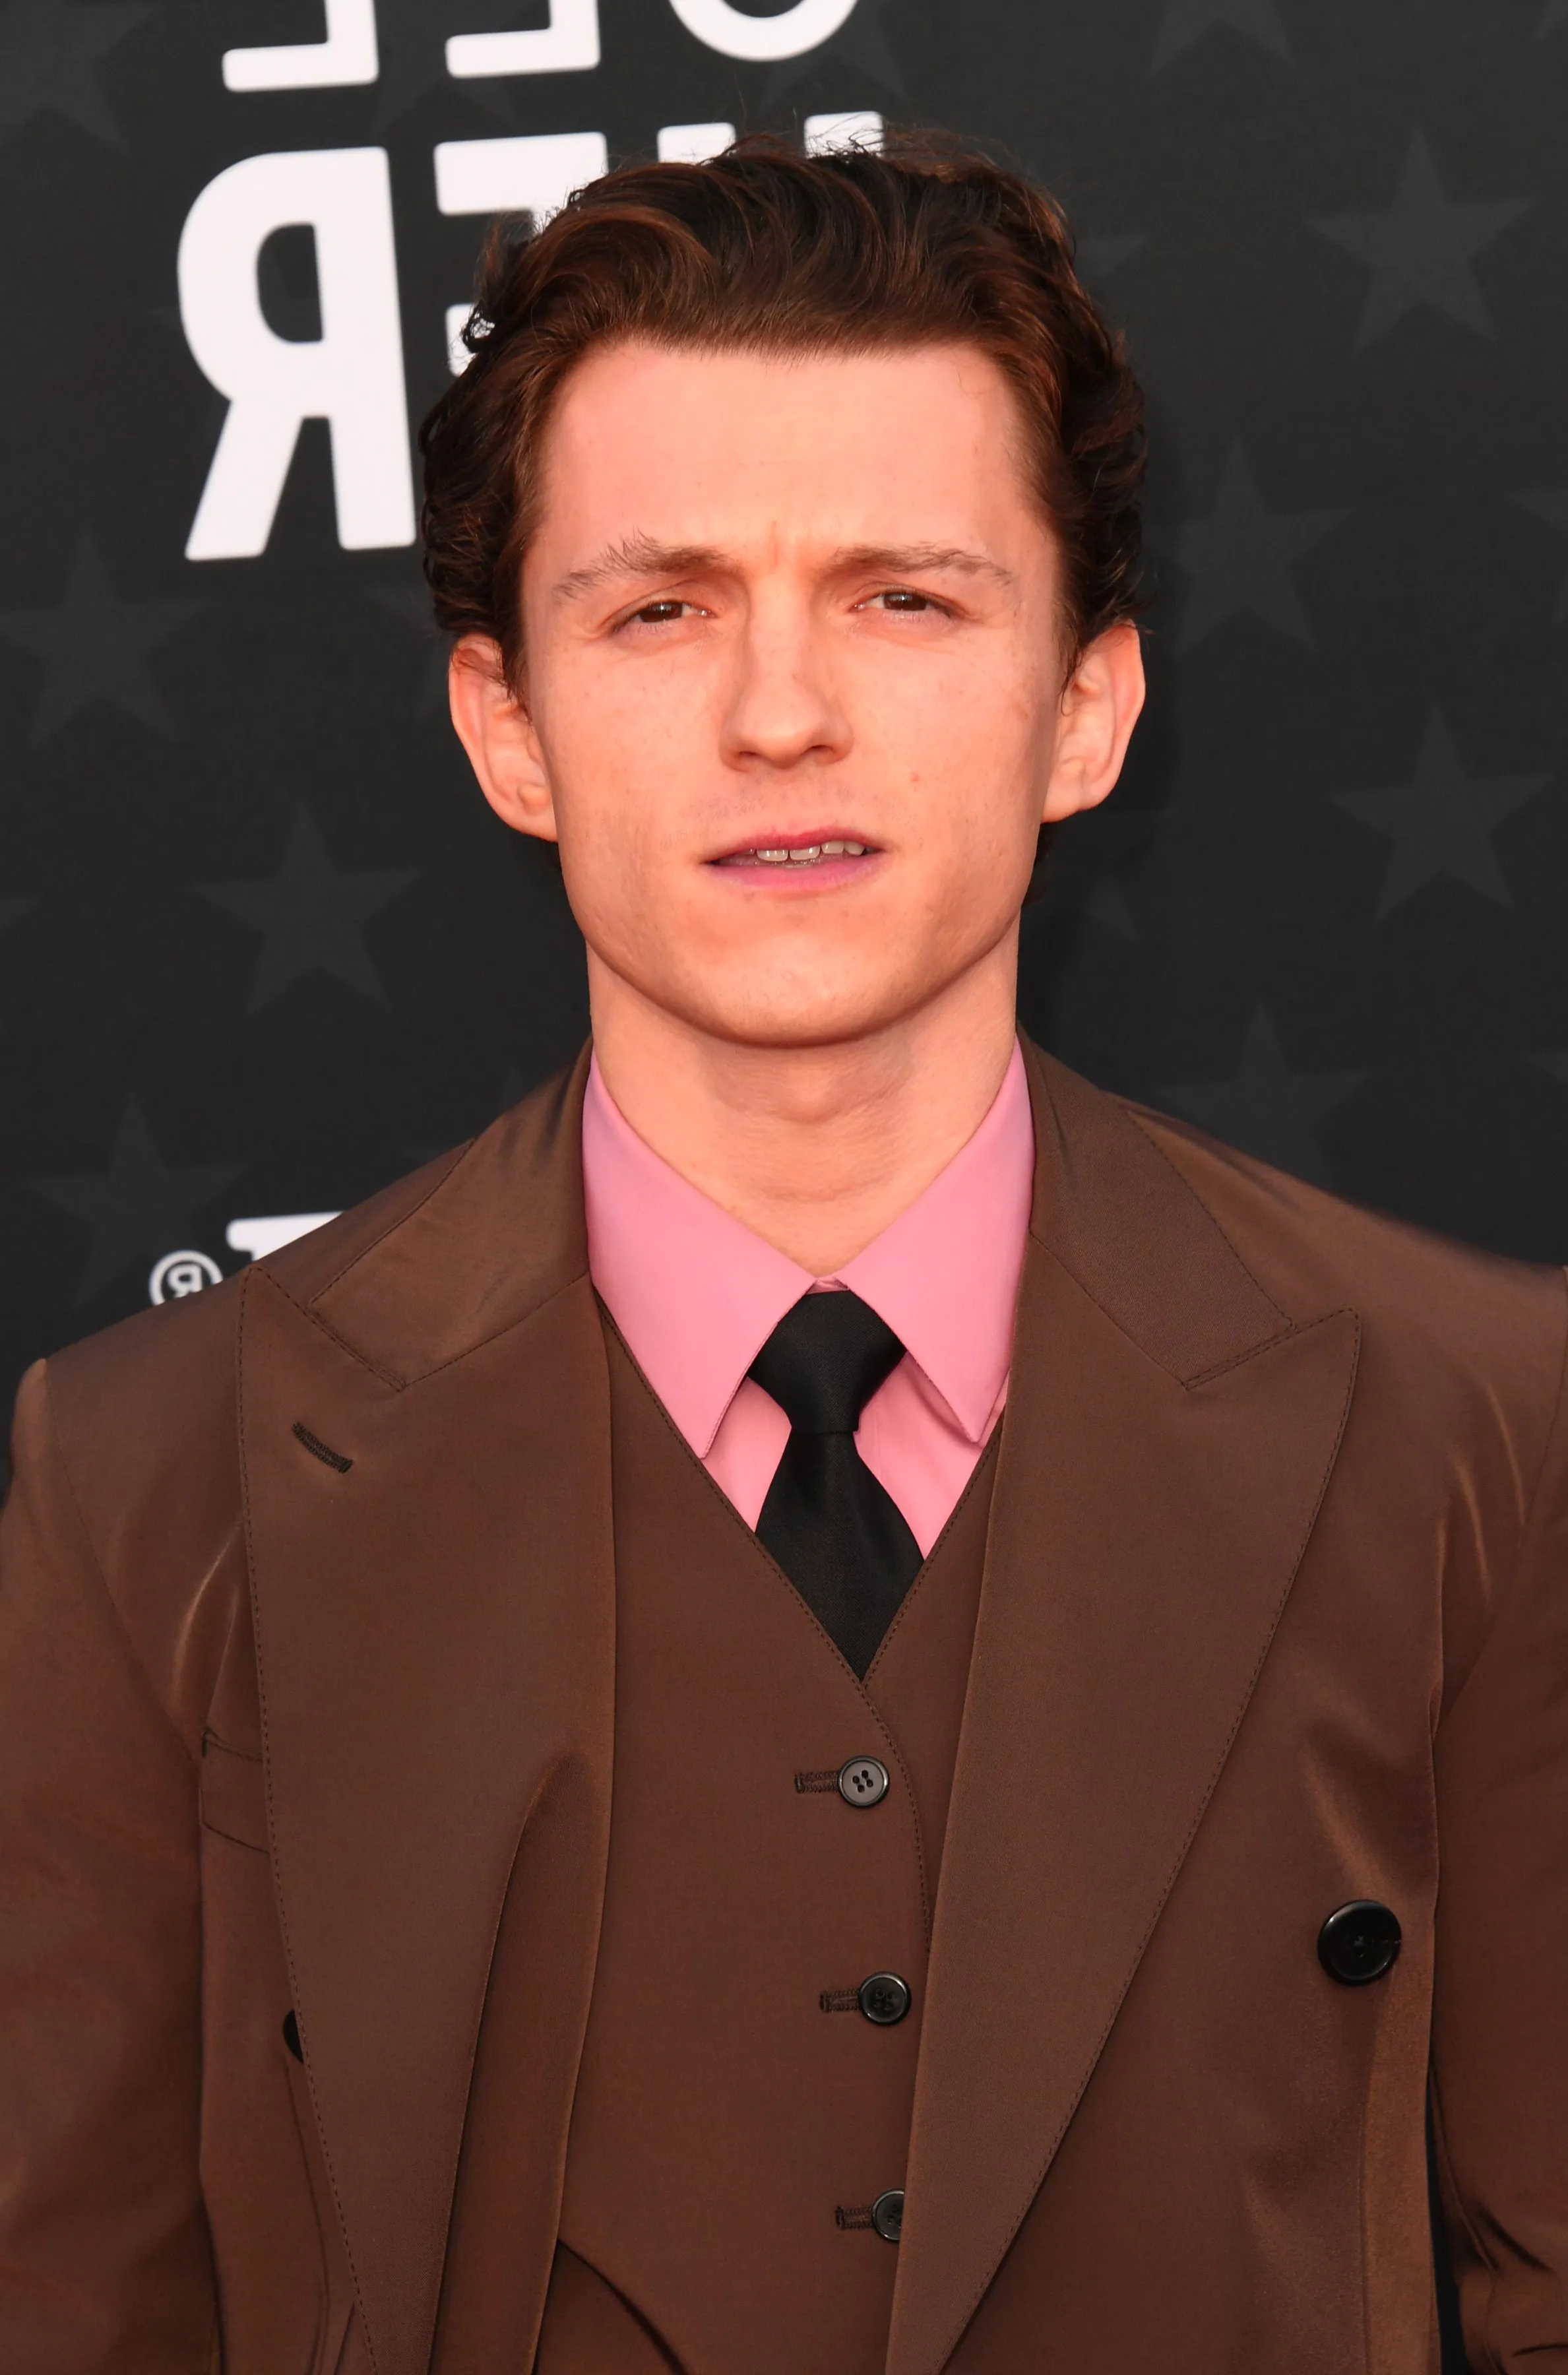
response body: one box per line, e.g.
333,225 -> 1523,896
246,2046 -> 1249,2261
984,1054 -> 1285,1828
580,1042 -> 1034,1556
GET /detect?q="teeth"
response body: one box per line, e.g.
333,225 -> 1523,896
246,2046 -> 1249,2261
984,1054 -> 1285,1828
731,840 -> 869,866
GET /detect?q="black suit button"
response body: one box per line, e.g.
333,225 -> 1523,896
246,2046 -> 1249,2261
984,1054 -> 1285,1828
871,2189 -> 904,2243
839,1757 -> 890,1808
858,1972 -> 912,2025
1317,1901 -> 1402,1986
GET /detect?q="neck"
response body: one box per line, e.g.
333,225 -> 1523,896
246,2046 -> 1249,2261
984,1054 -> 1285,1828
586,940 -> 1020,1274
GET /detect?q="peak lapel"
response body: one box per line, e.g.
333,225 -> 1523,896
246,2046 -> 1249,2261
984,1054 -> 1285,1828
888,1054 -> 1360,2375
239,1057 -> 615,2375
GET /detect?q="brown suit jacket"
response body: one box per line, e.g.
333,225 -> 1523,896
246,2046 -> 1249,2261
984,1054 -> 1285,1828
2,1042 -> 1567,2374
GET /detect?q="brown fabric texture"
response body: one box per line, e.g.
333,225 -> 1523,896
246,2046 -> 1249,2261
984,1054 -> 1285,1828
1,1040 -> 1566,2374
535,2244 -> 683,2372
536,1327 -> 995,2373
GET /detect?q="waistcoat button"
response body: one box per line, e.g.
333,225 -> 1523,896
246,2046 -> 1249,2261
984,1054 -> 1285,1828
871,2189 -> 904,2243
858,1971 -> 912,2025
838,1756 -> 890,1807
1317,1900 -> 1402,1986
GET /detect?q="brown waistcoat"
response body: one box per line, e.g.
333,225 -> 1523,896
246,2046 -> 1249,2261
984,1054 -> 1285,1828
536,1323 -> 997,2374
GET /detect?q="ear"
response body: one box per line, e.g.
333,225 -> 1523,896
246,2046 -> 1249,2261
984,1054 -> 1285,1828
1040,621 -> 1146,825
447,634 -> 559,844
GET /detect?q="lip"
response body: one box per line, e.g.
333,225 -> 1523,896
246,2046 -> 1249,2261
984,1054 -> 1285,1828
706,829 -> 883,885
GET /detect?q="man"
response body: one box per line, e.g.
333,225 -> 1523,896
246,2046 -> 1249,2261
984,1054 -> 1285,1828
1,135 -> 1564,2375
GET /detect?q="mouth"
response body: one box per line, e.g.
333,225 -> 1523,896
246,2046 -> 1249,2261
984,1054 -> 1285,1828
709,833 -> 879,877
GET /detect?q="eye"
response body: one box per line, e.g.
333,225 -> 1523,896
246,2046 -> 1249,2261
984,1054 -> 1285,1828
863,588 -> 941,614
626,598 -> 693,627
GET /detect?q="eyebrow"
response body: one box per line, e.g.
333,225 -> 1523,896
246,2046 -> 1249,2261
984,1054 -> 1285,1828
552,534 -> 716,602
831,542 -> 1017,588
550,533 -> 1017,602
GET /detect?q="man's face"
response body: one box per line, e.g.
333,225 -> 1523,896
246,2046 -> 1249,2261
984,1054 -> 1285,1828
453,338 -> 1143,1050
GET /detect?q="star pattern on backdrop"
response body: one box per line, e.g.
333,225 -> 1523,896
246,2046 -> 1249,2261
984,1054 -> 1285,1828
1162,1007 -> 1365,1189
1152,0 -> 1290,73
1515,489 -> 1568,623
32,1096 -> 240,1304
0,0 -> 150,148
762,0 -> 906,107
198,806 -> 417,1012
1315,131 -> 1529,350
1159,439 -> 1344,650
0,532 -> 200,744
1334,710 -> 1546,916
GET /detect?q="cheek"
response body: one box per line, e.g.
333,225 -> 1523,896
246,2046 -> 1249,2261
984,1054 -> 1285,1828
538,693 -> 705,966
861,639 -> 1050,770
895,685 -> 1055,856
534,696 -> 641,838
538,654 -> 706,823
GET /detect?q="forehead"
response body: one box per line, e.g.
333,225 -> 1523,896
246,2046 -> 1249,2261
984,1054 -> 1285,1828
532,338 -> 1043,559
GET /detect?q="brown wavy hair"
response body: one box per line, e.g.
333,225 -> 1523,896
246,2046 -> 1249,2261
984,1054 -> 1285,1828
420,131 -> 1146,689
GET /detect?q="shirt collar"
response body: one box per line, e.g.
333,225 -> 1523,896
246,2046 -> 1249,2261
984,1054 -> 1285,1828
834,1040 -> 1032,1441
581,1040 -> 1034,1456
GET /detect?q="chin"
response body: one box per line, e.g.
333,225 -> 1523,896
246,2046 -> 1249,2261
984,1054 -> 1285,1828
673,971 -> 937,1053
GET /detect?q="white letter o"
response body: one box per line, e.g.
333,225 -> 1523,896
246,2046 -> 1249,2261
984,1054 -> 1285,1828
666,0 -> 859,64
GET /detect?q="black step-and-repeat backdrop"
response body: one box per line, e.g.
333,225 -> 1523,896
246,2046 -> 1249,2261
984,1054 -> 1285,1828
3,0 -> 1567,1430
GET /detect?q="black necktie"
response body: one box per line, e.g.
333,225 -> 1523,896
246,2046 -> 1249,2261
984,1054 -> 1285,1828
749,1290 -> 923,1677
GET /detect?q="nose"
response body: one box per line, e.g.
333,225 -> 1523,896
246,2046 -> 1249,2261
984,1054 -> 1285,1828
720,593 -> 851,774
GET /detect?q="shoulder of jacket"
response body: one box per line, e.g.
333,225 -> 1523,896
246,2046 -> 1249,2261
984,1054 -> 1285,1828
40,1143 -> 474,1456
24,1146 -> 475,1725
262,1143 -> 472,1305
1118,1095 -> 1567,1393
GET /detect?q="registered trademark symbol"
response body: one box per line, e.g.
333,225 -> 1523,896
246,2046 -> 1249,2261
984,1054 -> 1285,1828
149,1248 -> 224,1304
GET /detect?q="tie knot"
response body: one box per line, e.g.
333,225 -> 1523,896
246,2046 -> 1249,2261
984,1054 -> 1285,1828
749,1290 -> 907,1436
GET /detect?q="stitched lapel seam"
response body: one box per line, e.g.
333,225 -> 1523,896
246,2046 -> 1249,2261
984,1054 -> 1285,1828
1026,1223 -> 1303,1393
236,1263 -> 384,2374
300,1139 -> 475,1306
238,1261 -> 618,2375
1117,1104 -> 1292,1335
889,1290 -> 1364,2375
924,1307 -> 1362,2370
253,1254 -> 596,1397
